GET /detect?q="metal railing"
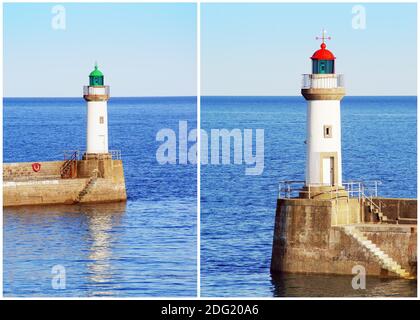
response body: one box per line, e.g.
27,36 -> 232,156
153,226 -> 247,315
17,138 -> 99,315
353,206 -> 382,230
64,150 -> 80,161
278,180 -> 381,200
302,74 -> 344,89
278,180 -> 390,223
61,151 -> 78,178
109,150 -> 122,160
83,85 -> 110,96
63,150 -> 122,160
278,180 -> 306,199
343,180 -> 381,199
278,180 -> 417,225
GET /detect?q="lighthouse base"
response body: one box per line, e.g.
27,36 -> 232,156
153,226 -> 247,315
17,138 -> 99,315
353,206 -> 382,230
271,198 -> 417,279
299,185 -> 348,200
82,152 -> 112,160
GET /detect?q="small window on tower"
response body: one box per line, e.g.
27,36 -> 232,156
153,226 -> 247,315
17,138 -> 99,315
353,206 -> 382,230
99,116 -> 104,124
324,125 -> 333,138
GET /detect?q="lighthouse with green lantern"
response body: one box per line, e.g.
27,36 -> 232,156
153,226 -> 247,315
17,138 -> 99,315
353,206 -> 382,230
83,63 -> 110,158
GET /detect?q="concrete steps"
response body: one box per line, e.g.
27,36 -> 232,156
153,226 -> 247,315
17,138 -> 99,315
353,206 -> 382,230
343,226 -> 414,280
74,176 -> 97,203
366,200 -> 390,223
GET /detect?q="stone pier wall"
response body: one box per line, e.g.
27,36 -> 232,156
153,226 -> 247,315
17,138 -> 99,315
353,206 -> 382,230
3,159 -> 126,207
364,198 -> 417,223
271,198 -> 417,278
3,161 -> 63,181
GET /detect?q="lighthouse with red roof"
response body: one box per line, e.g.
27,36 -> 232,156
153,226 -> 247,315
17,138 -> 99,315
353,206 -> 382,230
301,30 -> 345,192
272,31 -> 416,281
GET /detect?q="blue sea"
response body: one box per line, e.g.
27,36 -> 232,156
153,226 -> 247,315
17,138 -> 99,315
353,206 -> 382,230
3,97 -> 197,297
3,96 -> 417,297
201,96 -> 417,297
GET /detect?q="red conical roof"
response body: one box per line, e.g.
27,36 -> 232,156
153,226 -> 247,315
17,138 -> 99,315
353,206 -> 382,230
311,43 -> 335,60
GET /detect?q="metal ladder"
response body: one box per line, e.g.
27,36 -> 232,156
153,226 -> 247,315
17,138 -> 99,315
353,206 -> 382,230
60,151 -> 78,179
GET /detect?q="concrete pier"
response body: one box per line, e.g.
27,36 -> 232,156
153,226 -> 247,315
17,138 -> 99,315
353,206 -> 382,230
271,196 -> 417,279
3,158 -> 126,207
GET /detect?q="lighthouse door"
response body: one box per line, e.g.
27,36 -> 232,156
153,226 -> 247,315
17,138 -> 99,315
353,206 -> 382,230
322,157 -> 335,186
99,135 -> 106,152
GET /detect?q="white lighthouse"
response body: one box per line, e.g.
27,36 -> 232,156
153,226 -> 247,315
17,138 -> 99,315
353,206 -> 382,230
301,31 -> 345,190
83,63 -> 110,158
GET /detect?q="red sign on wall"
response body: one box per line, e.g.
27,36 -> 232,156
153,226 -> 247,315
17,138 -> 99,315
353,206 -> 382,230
32,163 -> 41,172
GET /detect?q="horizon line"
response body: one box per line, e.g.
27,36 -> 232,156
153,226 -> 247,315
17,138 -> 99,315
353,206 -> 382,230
3,94 -> 417,99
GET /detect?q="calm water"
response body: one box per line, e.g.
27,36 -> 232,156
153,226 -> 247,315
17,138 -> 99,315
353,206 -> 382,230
201,96 -> 417,297
3,97 -> 197,297
3,96 -> 418,297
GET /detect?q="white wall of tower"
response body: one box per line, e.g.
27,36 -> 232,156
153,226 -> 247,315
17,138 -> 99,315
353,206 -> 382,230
86,100 -> 109,154
305,99 -> 342,186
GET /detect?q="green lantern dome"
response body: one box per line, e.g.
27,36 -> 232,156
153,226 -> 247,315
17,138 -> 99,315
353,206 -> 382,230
89,63 -> 104,86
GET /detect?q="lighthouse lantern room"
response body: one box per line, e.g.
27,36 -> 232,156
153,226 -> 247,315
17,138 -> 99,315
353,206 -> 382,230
89,64 -> 104,86
301,30 -> 345,192
83,63 -> 110,158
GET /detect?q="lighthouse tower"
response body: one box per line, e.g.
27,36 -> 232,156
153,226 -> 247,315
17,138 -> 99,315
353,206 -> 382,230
301,31 -> 345,191
83,63 -> 110,158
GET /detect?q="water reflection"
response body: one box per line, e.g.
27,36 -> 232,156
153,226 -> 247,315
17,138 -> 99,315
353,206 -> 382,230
4,202 -> 126,296
270,272 -> 417,297
82,203 -> 125,296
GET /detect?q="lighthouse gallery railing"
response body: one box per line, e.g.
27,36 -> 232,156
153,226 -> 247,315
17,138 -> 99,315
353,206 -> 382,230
83,85 -> 110,96
302,74 -> 344,89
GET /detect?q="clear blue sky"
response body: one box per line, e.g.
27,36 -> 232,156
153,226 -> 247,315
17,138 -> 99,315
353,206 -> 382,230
4,3 -> 196,97
202,3 -> 417,96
